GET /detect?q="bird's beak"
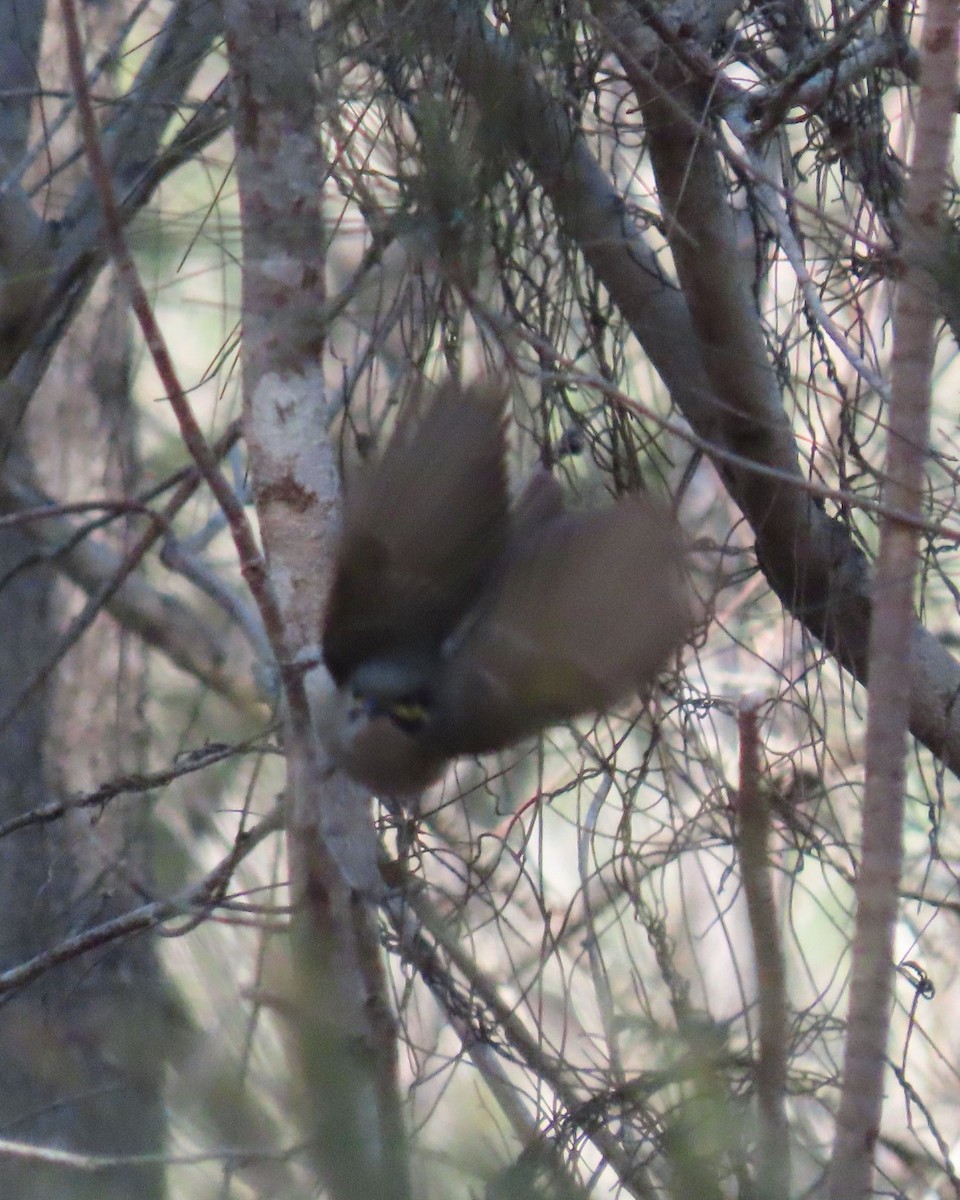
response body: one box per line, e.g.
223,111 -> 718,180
348,692 -> 381,722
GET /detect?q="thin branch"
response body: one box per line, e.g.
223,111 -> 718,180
578,773 -> 626,1085
722,109 -> 891,400
1,0 -> 154,191
0,802 -> 284,1000
0,1135 -> 307,1173
387,893 -> 593,1200
401,888 -> 660,1200
0,0 -> 224,461
736,696 -> 790,1200
0,737 -> 275,842
61,0 -> 288,668
473,309 -> 960,544
0,423 -> 259,734
828,0 -> 960,1193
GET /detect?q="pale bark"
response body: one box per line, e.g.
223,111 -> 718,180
223,1 -> 409,1196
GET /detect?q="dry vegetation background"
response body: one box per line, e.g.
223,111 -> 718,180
0,0 -> 958,1198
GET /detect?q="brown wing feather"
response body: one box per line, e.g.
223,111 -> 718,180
431,496 -> 691,754
322,380 -> 510,683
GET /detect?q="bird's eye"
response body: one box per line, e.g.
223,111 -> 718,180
385,699 -> 429,734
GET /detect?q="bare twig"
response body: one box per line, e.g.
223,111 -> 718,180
0,738 -> 274,842
0,802 -> 284,1000
61,0 -> 287,666
398,888 -> 660,1200
0,1134 -> 306,1172
0,0 -> 224,462
0,422 -> 258,734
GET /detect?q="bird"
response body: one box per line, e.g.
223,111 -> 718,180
317,379 -> 690,794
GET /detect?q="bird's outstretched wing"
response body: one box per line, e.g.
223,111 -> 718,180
322,380 -> 511,684
432,496 -> 691,755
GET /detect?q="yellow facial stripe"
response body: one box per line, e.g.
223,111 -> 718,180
387,700 -> 427,724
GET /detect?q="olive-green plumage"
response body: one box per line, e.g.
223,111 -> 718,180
320,380 -> 690,793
